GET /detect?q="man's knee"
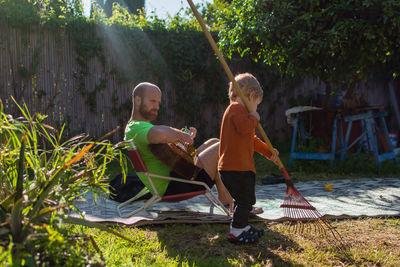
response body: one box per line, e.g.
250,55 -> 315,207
204,138 -> 219,146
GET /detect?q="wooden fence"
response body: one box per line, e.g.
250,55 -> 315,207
1,25 -> 139,142
0,25 -> 395,144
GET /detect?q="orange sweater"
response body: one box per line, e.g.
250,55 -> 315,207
218,102 -> 272,173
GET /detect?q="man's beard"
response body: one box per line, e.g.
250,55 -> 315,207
139,104 -> 158,121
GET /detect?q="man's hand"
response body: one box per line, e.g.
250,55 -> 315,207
180,132 -> 194,146
217,186 -> 233,213
222,193 -> 234,213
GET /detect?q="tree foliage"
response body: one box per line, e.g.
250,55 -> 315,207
217,0 -> 400,107
0,0 -> 84,27
94,0 -> 144,18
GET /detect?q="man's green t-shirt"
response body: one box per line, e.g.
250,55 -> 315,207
124,120 -> 171,196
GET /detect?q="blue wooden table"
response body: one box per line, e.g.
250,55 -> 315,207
288,106 -> 398,168
288,110 -> 338,168
339,109 -> 398,167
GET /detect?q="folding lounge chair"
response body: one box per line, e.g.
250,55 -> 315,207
117,140 -> 230,218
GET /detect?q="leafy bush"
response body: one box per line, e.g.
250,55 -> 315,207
0,99 -> 132,265
0,0 -> 83,28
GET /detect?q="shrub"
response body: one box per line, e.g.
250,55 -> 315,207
0,99 -> 131,265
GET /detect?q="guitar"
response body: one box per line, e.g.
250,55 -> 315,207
149,142 -> 201,180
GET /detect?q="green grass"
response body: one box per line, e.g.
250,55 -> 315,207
70,218 -> 400,266
66,150 -> 400,266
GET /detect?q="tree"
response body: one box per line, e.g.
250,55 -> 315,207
0,0 -> 85,28
217,0 -> 400,108
95,0 -> 144,17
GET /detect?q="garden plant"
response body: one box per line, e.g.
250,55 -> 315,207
0,100 -> 133,266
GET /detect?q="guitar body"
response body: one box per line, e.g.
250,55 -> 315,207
149,143 -> 201,180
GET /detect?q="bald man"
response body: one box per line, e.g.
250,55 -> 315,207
124,82 -> 233,208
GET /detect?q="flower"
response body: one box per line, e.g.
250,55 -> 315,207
325,183 -> 333,191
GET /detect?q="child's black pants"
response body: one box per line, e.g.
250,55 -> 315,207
219,170 -> 256,228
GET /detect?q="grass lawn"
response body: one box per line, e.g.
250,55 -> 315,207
72,217 -> 400,266
71,150 -> 400,266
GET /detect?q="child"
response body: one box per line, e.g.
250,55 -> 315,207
218,73 -> 278,244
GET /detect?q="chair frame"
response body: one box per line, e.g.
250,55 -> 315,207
117,140 -> 230,218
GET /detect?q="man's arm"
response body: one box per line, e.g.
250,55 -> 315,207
147,125 -> 193,145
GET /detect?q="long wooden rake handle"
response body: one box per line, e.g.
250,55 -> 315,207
186,0 -> 291,181
184,7 -> 353,258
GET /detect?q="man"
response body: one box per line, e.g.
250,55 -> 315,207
124,82 -> 233,209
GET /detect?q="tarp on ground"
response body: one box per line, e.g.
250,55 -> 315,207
71,177 -> 400,226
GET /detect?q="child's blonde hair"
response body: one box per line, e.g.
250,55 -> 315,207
228,73 -> 263,101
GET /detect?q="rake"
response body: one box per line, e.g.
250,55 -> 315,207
186,0 -> 349,255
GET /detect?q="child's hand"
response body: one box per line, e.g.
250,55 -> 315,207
270,148 -> 279,165
249,111 -> 260,121
248,92 -> 262,112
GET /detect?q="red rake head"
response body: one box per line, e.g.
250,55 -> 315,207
281,194 -> 326,235
281,195 -> 319,221
280,182 -> 353,262
281,182 -> 320,221
278,168 -> 352,261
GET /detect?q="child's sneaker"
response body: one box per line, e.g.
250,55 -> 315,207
227,231 -> 259,244
247,225 -> 264,237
